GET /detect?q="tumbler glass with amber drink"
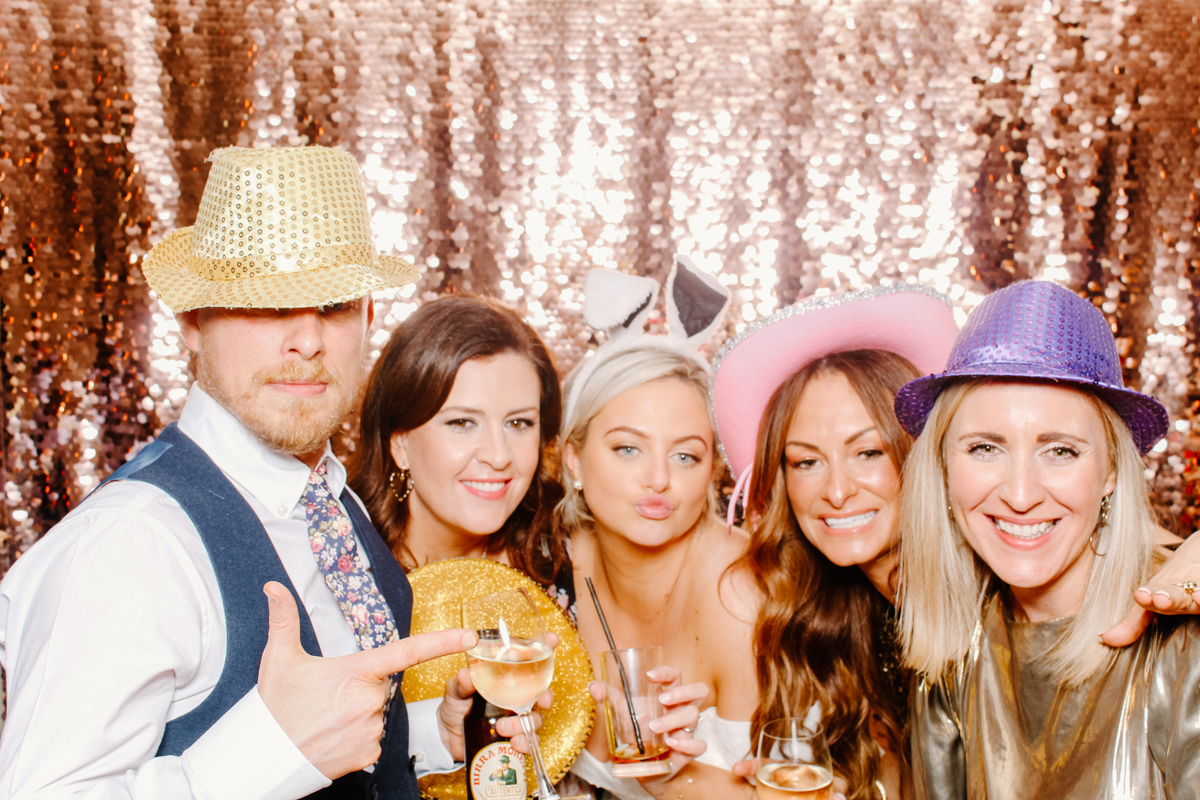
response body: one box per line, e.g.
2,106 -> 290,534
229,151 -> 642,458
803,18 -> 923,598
463,588 -> 559,800
754,719 -> 833,800
599,646 -> 672,777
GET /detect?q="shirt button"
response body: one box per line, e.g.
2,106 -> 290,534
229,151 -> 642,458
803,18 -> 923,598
278,504 -> 288,516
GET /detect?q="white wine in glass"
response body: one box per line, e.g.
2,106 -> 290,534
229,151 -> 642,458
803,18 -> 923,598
467,637 -> 554,712
463,588 -> 560,800
755,719 -> 833,800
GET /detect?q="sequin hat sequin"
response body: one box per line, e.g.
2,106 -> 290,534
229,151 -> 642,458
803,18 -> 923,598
893,280 -> 1169,453
141,146 -> 418,311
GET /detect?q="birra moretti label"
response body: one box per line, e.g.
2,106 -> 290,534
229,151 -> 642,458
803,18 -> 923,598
469,741 -> 527,800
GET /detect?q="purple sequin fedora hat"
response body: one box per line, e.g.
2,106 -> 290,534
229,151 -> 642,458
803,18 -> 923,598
893,280 -> 1169,453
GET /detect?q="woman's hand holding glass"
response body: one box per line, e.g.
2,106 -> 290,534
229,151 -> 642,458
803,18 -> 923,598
588,663 -> 709,777
462,589 -> 561,800
435,640 -> 556,760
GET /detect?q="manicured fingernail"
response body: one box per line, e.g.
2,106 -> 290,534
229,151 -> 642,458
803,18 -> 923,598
1156,590 -> 1172,599
265,590 -> 278,605
1136,586 -> 1151,595
648,720 -> 666,733
665,736 -> 679,747
645,667 -> 662,680
462,632 -> 479,648
659,692 -> 673,704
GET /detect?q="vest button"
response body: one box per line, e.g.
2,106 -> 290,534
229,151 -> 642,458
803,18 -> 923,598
370,786 -> 379,800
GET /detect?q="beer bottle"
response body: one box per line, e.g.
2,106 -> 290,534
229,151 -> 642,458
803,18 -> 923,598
464,694 -> 528,800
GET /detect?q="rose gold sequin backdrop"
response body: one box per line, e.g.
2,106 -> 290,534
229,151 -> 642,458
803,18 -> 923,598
4,0 -> 1200,569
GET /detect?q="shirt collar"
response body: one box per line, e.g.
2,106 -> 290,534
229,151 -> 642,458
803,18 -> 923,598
177,385 -> 347,519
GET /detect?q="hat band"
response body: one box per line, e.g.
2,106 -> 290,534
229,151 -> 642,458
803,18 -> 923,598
947,355 -> 1119,389
191,242 -> 379,281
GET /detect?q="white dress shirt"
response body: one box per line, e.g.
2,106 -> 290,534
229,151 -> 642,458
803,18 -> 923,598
0,386 -> 452,800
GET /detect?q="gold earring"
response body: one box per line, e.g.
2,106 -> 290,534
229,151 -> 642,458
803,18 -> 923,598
389,468 -> 414,504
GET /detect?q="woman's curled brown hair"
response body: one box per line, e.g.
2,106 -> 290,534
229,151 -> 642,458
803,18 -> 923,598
742,349 -> 918,800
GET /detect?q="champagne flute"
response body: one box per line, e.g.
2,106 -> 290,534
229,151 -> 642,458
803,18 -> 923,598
754,718 -> 833,800
462,588 -> 559,800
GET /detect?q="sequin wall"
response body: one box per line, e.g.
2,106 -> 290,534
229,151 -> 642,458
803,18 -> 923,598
4,0 -> 1200,566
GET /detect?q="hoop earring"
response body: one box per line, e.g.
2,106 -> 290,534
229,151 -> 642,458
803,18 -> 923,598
1090,493 -> 1112,556
389,468 -> 414,505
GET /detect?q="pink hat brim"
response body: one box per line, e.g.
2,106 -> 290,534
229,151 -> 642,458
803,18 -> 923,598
712,284 -> 960,479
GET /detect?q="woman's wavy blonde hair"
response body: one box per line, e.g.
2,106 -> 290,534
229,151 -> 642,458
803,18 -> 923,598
555,343 -> 719,534
898,379 -> 1163,685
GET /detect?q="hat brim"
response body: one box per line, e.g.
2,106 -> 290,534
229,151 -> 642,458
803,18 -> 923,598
141,227 -> 419,312
894,365 -> 1170,453
711,284 -> 960,479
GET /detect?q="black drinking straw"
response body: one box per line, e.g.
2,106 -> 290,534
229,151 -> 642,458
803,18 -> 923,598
584,576 -> 646,755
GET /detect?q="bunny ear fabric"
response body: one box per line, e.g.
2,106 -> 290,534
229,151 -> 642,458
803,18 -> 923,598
666,255 -> 731,345
583,269 -> 660,334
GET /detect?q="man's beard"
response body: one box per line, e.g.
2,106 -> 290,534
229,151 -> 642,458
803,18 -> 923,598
197,354 -> 361,459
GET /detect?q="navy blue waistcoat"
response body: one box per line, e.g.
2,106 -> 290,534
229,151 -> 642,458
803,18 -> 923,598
103,423 -> 418,799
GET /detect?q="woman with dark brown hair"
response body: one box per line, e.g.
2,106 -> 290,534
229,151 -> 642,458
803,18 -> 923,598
347,295 -> 570,775
348,294 -> 568,592
711,285 -> 960,800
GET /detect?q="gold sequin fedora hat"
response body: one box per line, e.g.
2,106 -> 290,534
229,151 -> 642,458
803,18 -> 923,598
141,145 -> 418,311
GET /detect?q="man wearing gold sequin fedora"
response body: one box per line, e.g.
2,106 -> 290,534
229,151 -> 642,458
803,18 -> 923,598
0,146 -> 475,799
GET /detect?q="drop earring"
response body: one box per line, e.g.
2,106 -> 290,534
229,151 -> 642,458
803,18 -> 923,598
1090,493 -> 1112,556
389,467 -> 414,504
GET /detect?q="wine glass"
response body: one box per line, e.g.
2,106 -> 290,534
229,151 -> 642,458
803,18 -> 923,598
754,718 -> 833,800
462,588 -> 559,800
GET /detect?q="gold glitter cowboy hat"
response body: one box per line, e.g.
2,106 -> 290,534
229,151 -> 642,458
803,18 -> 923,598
141,146 -> 418,311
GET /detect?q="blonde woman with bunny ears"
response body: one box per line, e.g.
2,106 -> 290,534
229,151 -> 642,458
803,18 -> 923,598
558,258 -> 761,800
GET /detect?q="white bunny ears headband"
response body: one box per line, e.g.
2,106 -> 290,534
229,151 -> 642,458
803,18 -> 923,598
563,254 -> 732,426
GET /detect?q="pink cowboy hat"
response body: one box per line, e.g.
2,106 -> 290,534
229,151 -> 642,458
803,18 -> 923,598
711,283 -> 960,521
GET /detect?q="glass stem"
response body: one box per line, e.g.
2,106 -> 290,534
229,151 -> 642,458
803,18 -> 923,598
518,710 -> 560,800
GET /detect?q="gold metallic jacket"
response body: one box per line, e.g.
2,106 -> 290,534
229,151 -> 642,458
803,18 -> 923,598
911,599 -> 1200,799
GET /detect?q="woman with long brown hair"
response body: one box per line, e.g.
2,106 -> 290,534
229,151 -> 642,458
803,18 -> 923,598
347,295 -> 571,775
712,285 -> 960,799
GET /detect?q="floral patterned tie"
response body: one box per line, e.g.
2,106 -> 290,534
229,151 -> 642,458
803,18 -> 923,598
305,462 -> 400,655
